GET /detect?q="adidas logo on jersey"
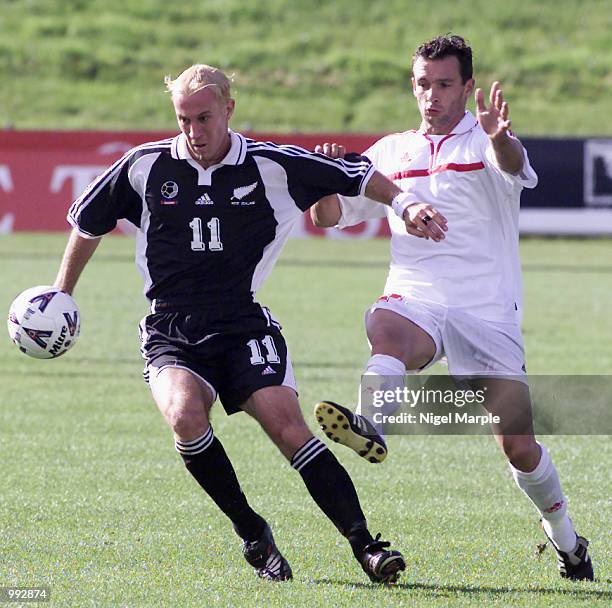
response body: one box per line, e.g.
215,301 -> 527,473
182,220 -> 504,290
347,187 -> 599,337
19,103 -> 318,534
261,365 -> 276,376
231,181 -> 258,206
195,194 -> 214,205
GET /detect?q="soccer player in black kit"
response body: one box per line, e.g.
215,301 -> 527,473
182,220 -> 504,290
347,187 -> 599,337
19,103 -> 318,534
53,64 -> 441,583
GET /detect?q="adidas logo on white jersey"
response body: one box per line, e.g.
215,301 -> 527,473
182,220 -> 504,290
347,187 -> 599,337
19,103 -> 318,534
261,365 -> 276,376
195,193 -> 214,205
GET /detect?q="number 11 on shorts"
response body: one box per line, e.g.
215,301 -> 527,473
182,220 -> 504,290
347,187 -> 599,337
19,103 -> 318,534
247,335 -> 281,365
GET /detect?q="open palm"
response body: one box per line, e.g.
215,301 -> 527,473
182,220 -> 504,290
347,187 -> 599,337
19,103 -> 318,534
475,81 -> 511,138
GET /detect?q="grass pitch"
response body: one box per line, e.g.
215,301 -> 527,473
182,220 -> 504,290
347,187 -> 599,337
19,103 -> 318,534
0,234 -> 610,607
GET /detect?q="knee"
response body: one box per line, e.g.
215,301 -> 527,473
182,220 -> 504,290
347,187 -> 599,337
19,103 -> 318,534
164,397 -> 209,439
260,407 -> 312,455
366,312 -> 434,368
368,323 -> 404,356
271,416 -> 312,452
244,387 -> 313,458
501,436 -> 539,469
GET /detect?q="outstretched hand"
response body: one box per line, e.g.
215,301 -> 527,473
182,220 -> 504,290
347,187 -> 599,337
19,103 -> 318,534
475,81 -> 511,139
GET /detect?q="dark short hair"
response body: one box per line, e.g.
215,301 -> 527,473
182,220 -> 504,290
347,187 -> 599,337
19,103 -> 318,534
412,35 -> 473,83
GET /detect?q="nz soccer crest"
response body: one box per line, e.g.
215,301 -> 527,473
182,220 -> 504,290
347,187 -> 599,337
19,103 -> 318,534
161,181 -> 179,205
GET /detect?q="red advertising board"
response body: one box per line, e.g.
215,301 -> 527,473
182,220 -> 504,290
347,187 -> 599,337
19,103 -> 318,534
0,130 -> 390,237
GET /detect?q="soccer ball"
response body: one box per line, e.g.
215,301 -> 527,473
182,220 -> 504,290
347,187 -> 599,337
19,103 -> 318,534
7,286 -> 80,359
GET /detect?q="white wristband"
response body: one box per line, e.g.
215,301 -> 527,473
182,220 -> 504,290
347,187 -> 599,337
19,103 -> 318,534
391,191 -> 419,219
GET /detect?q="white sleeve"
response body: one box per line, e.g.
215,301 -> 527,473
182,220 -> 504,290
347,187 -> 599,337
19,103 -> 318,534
484,137 -> 538,189
336,193 -> 388,228
335,139 -> 389,228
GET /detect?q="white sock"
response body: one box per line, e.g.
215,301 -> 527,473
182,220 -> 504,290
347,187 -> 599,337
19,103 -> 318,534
510,442 -> 577,552
357,354 -> 406,439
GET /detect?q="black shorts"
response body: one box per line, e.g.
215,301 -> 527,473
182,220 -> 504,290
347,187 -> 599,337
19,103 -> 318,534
139,304 -> 296,414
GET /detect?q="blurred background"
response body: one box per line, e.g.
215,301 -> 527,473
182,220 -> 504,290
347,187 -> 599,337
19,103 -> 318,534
1,0 -> 611,134
1,0 -> 611,236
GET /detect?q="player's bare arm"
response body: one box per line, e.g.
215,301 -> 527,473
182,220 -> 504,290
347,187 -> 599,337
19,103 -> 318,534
310,194 -> 342,227
310,143 -> 345,227
476,81 -> 524,175
311,142 -> 448,241
54,229 -> 102,294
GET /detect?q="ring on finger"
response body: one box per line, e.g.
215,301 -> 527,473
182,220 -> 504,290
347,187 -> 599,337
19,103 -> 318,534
422,214 -> 432,225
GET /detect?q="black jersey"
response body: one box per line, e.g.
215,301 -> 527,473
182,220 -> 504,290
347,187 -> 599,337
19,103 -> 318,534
68,131 -> 374,305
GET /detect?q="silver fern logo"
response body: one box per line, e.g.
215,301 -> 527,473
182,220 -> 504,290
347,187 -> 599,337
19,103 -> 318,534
231,182 -> 258,206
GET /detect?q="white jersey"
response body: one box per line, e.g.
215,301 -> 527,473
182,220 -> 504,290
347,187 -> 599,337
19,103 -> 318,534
337,111 -> 538,322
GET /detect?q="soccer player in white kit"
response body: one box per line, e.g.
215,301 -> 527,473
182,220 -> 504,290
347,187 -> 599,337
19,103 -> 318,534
311,35 -> 594,581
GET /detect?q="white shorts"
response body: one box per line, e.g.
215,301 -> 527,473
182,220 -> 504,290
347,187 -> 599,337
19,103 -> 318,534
368,293 -> 527,379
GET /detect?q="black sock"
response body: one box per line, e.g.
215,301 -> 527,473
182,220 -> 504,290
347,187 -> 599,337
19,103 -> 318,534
175,427 -> 266,541
291,437 -> 373,557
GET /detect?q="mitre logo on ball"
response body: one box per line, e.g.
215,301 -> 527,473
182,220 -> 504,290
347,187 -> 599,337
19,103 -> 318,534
7,285 -> 81,359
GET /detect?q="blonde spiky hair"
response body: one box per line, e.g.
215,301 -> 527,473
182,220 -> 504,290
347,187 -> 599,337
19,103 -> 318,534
164,64 -> 232,102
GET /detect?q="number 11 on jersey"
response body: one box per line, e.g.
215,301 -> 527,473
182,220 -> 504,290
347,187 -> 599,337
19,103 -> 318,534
190,217 -> 224,252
